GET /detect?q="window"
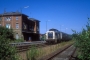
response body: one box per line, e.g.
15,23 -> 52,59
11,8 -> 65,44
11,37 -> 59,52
23,23 -> 27,29
16,23 -> 19,29
48,32 -> 53,38
37,26 -> 39,31
0,17 -> 2,21
16,17 -> 19,20
32,26 -> 34,31
29,37 -> 31,41
16,33 -> 19,39
29,26 -> 33,31
29,26 -> 31,30
55,33 -> 58,38
6,24 -> 11,29
24,25 -> 27,29
5,17 -> 11,21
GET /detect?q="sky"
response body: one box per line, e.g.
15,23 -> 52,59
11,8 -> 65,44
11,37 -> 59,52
0,0 -> 90,34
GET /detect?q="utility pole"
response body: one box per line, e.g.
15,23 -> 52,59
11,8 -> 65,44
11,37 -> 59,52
46,21 -> 47,32
46,20 -> 51,32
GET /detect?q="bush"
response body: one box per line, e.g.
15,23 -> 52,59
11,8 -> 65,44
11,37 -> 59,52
26,45 -> 39,60
72,19 -> 90,60
11,38 -> 24,43
0,27 -> 19,60
0,26 -> 14,40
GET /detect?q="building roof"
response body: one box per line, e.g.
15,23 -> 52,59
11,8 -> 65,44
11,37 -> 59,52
0,12 -> 28,17
28,18 -> 40,22
0,12 -> 40,22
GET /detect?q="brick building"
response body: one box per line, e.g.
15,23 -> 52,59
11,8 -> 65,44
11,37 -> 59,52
0,12 -> 40,41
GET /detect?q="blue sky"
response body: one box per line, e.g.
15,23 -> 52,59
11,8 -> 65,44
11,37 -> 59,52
0,0 -> 90,34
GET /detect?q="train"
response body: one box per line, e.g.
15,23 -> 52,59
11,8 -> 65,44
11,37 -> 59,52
45,28 -> 72,43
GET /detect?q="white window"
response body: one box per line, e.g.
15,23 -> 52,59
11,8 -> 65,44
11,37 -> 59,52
5,17 -> 11,21
16,17 -> 19,20
16,33 -> 19,39
6,24 -> 11,29
16,23 -> 19,29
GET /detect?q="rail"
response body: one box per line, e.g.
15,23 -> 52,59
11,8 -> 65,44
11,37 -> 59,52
9,41 -> 46,52
10,41 -> 46,47
38,43 -> 76,60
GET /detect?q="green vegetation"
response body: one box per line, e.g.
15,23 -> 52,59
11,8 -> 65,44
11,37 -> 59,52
25,41 -> 73,60
72,19 -> 90,60
0,26 -> 24,43
26,45 -> 39,60
11,38 -> 24,43
0,26 -> 14,40
40,35 -> 46,41
0,26 -> 19,60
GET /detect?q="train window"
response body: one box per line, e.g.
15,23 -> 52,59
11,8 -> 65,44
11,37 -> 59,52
55,33 -> 58,38
48,32 -> 53,38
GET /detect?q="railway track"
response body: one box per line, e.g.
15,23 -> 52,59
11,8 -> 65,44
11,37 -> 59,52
51,45 -> 76,60
38,44 -> 77,60
10,41 -> 64,52
10,41 -> 47,52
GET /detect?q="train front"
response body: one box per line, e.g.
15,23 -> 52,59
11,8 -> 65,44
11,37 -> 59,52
46,31 -> 55,43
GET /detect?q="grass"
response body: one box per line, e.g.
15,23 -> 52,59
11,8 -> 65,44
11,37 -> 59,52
42,40 -> 73,56
17,40 -> 74,60
10,39 -> 25,43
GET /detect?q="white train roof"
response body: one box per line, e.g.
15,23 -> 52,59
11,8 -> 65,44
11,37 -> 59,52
47,28 -> 70,35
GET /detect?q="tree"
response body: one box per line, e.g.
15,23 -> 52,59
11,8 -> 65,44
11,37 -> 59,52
72,19 -> 90,60
0,26 -> 14,40
0,26 -> 18,60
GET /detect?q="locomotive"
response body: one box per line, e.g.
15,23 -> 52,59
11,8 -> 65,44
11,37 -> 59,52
45,28 -> 72,43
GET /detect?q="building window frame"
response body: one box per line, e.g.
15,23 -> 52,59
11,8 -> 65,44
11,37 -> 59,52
16,33 -> 19,39
6,23 -> 11,29
16,16 -> 19,20
5,17 -> 11,21
0,17 -> 2,21
23,23 -> 27,29
31,26 -> 34,31
37,26 -> 39,31
29,26 -> 34,31
16,23 -> 19,29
